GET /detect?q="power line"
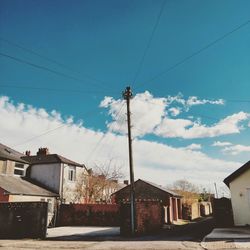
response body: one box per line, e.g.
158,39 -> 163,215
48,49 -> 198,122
13,107 -> 101,148
85,102 -> 126,162
0,84 -> 120,95
0,36 -> 112,89
106,115 -> 127,158
131,97 -> 243,124
136,19 -> 250,90
132,0 -> 166,87
227,99 -> 250,103
0,52 -> 87,84
13,124 -> 66,148
0,52 -> 111,91
85,103 -> 125,162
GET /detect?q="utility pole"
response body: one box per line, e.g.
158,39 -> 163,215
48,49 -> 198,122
214,182 -> 218,198
123,86 -> 136,235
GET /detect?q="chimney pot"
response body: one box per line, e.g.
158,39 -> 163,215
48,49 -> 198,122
37,147 -> 49,156
25,150 -> 31,156
124,180 -> 129,185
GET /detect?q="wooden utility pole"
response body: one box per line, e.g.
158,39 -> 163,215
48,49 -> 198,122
123,86 -> 136,235
214,182 -> 218,198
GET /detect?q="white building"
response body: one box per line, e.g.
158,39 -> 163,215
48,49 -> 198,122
23,148 -> 89,204
224,161 -> 250,226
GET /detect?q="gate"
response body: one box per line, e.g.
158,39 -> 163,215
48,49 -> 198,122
0,202 -> 48,239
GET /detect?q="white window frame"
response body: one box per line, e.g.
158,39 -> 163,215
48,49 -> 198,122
68,166 -> 76,182
14,162 -> 25,176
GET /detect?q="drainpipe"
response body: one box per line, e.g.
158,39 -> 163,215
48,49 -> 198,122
60,163 -> 65,203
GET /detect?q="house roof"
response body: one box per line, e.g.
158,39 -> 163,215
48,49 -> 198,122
22,154 -> 83,167
0,143 -> 28,164
112,179 -> 182,198
0,175 -> 58,197
224,161 -> 250,187
140,179 -> 182,197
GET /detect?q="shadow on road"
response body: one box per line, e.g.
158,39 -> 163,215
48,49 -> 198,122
46,216 -> 215,242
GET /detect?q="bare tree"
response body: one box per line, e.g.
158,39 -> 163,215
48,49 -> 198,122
73,169 -> 89,203
171,179 -> 199,205
75,159 -> 124,203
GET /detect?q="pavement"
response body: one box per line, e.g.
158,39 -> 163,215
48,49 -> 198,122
202,227 -> 250,249
0,239 -> 203,250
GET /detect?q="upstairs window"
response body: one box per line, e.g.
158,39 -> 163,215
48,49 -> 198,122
68,166 -> 76,182
14,163 -> 25,176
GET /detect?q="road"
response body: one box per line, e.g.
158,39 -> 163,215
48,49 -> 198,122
0,217 -> 215,250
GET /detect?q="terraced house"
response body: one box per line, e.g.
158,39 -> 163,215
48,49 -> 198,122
23,147 -> 89,204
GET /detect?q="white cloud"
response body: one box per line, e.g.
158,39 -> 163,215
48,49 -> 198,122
222,145 -> 250,155
184,143 -> 202,150
99,96 -> 114,108
0,95 -> 241,189
168,107 -> 181,117
100,91 -> 228,138
101,91 -> 166,136
155,112 -> 249,139
165,93 -> 225,111
212,141 -> 233,147
212,141 -> 250,155
222,144 -> 250,155
186,96 -> 224,108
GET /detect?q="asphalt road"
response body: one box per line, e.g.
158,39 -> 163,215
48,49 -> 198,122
0,217 -> 215,250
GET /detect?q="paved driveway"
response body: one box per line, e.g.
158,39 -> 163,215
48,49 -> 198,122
47,226 -> 120,240
0,217 -> 215,249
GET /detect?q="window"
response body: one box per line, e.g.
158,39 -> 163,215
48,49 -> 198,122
68,166 -> 76,181
47,199 -> 53,213
14,163 -> 25,176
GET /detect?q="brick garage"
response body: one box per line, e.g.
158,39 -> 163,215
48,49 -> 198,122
112,179 -> 182,224
58,204 -> 120,226
120,201 -> 163,235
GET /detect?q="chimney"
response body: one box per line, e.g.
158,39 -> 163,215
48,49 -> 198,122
124,180 -> 129,185
87,168 -> 93,175
25,150 -> 31,156
37,147 -> 50,156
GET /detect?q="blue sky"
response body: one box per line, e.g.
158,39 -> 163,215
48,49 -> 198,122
1,0 -> 250,193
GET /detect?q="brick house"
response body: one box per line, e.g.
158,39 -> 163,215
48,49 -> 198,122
23,148 -> 89,204
111,179 -> 182,224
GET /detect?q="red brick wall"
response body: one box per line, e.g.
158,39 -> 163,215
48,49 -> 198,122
0,187 -> 9,202
58,204 -> 120,226
120,201 -> 163,235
